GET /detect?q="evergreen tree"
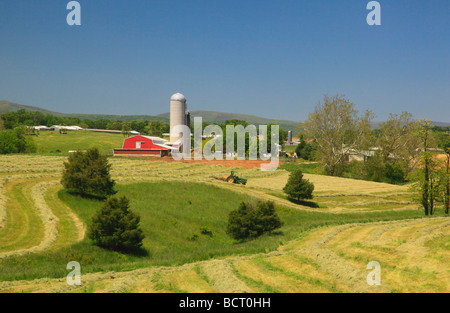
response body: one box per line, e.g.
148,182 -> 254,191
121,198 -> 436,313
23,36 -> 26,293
226,201 -> 283,240
61,147 -> 116,198
283,168 -> 314,202
88,196 -> 145,252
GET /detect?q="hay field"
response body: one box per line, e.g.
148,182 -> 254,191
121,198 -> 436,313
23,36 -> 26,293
0,154 -> 448,293
1,217 -> 448,293
247,171 -> 408,195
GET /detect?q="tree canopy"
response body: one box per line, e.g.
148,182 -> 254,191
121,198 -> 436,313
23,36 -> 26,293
61,147 -> 116,198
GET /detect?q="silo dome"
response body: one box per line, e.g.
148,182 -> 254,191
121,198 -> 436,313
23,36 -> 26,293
171,93 -> 186,102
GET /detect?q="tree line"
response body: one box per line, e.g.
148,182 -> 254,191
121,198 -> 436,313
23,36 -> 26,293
299,94 -> 450,215
0,109 -> 170,136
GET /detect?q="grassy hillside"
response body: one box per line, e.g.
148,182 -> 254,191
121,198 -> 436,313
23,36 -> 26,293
0,100 -> 168,122
0,180 -> 425,282
33,130 -> 124,155
0,100 -> 57,115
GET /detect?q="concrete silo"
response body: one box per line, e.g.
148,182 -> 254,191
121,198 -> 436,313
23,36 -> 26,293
186,110 -> 191,130
170,93 -> 187,142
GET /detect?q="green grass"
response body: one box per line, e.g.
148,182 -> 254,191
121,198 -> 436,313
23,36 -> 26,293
0,180 -> 44,253
283,145 -> 297,154
279,161 -> 324,174
0,181 -> 428,282
33,131 -> 124,156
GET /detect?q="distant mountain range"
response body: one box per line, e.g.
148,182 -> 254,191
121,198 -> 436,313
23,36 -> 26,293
0,100 -> 300,132
1,100 -> 449,132
0,100 -> 167,122
156,111 -> 299,132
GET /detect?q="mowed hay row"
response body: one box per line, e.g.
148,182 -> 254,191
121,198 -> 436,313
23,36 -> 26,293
0,155 -> 65,174
1,218 -> 447,293
246,171 -> 409,196
199,260 -> 252,293
304,174 -> 409,195
260,254 -> 351,293
153,268 -> 215,293
0,177 -> 84,260
0,179 -> 45,255
280,226 -> 335,252
0,180 -> 60,259
0,178 -> 7,229
44,184 -> 86,249
231,257 -> 331,293
318,218 -> 450,293
0,269 -> 149,294
111,161 -> 280,184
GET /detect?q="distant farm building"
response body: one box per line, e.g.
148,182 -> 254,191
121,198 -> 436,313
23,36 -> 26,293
32,125 -> 54,131
51,125 -> 84,131
113,135 -> 176,157
84,129 -> 140,136
344,148 -> 376,162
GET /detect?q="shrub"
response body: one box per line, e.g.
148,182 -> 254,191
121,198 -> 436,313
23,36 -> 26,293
61,147 -> 116,198
226,201 -> 283,240
283,168 -> 314,201
363,155 -> 406,184
200,226 -> 214,237
384,162 -> 405,184
88,196 -> 145,252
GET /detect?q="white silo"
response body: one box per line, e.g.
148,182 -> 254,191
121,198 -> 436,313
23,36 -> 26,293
170,93 -> 187,142
288,131 -> 293,145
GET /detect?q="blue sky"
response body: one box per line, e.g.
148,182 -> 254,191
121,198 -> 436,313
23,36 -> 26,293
0,0 -> 449,122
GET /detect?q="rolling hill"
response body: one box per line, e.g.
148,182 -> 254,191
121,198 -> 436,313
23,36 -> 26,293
0,100 -> 168,123
157,110 -> 299,132
0,100 -> 299,132
0,100 -> 57,115
1,100 -> 449,132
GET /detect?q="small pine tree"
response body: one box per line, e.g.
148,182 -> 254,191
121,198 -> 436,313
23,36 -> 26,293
88,196 -> 145,252
226,201 -> 283,240
283,168 -> 314,202
61,148 -> 116,198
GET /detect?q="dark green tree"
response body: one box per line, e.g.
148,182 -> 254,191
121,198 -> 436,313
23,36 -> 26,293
88,196 -> 145,252
283,168 -> 314,202
295,136 -> 316,160
61,147 -> 116,198
0,127 -> 37,154
226,201 -> 283,240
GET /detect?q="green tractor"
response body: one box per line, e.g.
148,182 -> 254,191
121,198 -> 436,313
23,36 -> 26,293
226,171 -> 247,185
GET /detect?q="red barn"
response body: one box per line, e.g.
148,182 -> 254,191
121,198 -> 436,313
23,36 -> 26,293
113,135 -> 174,157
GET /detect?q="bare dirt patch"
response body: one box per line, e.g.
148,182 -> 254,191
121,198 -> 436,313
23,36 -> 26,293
146,157 -> 284,170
